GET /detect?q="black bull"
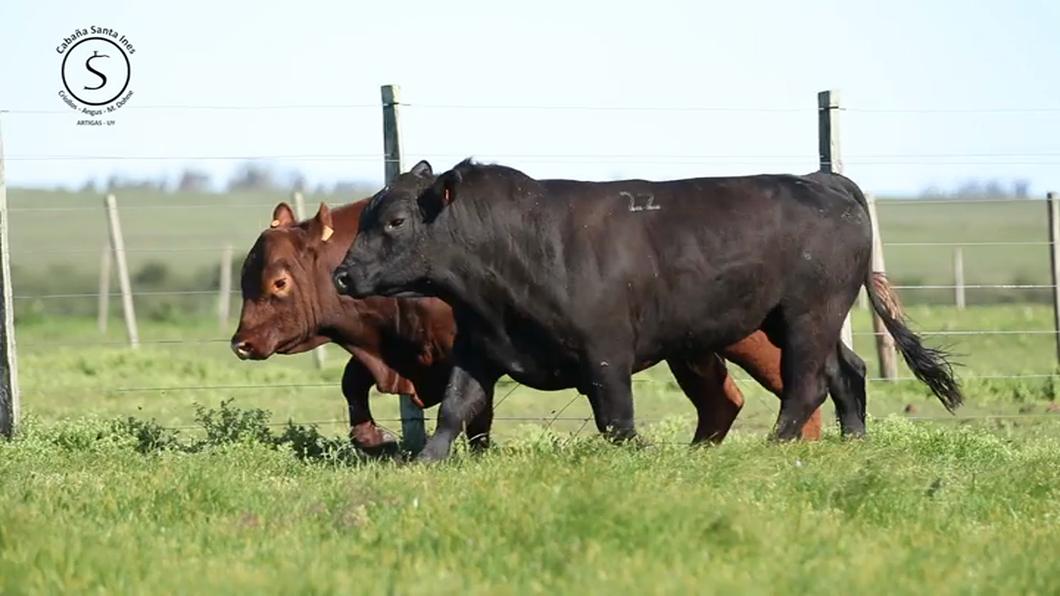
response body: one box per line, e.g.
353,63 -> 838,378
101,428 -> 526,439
332,159 -> 964,462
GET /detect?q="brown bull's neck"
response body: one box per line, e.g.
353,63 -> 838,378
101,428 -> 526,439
299,197 -> 452,368
317,200 -> 367,272
307,197 -> 403,349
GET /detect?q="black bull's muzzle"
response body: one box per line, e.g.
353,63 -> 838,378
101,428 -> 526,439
331,258 -> 376,299
331,264 -> 353,295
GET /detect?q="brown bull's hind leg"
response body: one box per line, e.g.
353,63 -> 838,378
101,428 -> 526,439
800,408 -> 823,441
720,331 -> 823,441
667,353 -> 743,444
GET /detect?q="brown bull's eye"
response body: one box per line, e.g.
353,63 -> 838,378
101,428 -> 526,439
274,278 -> 287,291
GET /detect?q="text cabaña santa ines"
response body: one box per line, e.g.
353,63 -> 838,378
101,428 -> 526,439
56,27 -> 136,54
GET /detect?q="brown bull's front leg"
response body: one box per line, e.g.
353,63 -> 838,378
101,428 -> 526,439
342,357 -> 400,457
667,353 -> 742,444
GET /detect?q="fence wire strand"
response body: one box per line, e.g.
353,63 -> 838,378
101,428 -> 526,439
20,372 -> 1060,399
5,103 -> 1060,114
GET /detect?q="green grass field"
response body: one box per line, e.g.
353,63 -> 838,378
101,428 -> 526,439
3,418 -> 1060,594
4,302 -> 1060,592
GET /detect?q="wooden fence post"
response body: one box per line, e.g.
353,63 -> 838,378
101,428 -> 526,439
382,83 -> 428,455
291,191 -> 327,369
104,193 -> 139,349
953,247 -> 966,310
865,193 -> 897,380
1047,191 -> 1060,368
98,244 -> 111,333
218,244 -> 233,332
0,117 -> 20,438
817,89 -> 854,352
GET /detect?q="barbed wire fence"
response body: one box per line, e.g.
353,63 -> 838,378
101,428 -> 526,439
2,87 -> 1060,445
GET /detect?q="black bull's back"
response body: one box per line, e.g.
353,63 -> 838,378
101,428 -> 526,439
461,172 -> 872,391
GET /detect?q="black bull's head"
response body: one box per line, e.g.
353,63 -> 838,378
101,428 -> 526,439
332,159 -> 452,299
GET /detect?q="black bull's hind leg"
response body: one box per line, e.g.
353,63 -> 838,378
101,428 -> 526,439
827,341 -> 868,437
769,305 -> 850,441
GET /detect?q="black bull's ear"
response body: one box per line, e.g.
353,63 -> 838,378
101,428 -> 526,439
409,159 -> 433,178
418,168 -> 462,223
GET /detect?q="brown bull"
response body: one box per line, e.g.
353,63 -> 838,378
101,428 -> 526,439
230,197 -> 822,453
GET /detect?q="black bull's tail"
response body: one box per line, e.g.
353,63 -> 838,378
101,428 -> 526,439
865,270 -> 964,413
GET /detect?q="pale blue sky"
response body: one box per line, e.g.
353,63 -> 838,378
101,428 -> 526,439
1,0 -> 1058,196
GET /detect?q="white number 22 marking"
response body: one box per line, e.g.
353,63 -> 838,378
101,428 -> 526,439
620,191 -> 661,212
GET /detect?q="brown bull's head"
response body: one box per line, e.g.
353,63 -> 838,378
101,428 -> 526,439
230,201 -> 339,360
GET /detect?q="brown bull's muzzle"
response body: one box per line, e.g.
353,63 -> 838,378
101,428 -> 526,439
229,328 -> 271,361
231,338 -> 253,360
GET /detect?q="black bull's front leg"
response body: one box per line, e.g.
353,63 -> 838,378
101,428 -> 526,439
342,354 -> 496,460
415,355 -> 500,463
583,356 -> 638,443
416,353 -> 641,462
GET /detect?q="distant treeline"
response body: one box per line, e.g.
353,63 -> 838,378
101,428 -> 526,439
60,161 -> 378,198
917,177 -> 1034,200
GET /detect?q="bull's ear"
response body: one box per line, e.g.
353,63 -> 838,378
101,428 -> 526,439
409,160 -> 433,179
311,201 -> 335,243
419,169 -> 462,223
270,202 -> 297,228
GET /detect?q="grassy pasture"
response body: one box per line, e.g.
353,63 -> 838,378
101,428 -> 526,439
2,411 -> 1060,593
7,302 -> 1060,594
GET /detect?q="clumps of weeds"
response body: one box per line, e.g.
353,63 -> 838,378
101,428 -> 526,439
31,398 -> 394,466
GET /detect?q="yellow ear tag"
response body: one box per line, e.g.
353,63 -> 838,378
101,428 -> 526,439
321,225 -> 334,242
270,219 -> 281,228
